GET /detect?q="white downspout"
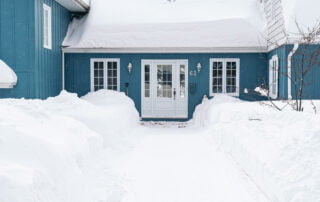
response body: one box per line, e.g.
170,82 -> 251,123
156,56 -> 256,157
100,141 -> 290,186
287,43 -> 299,100
62,49 -> 65,90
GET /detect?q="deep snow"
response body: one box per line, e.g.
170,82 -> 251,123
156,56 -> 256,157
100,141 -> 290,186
0,91 -> 319,202
63,0 -> 267,48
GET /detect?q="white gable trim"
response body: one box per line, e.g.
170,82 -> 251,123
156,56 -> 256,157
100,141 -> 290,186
63,47 -> 268,53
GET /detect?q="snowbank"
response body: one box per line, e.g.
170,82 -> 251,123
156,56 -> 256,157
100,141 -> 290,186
63,0 -> 267,49
0,60 -> 17,88
0,90 -> 140,202
193,95 -> 320,202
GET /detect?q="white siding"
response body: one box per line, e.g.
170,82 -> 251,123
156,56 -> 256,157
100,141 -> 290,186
263,0 -> 287,50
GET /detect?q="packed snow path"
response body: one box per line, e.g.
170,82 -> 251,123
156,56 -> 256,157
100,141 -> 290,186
120,123 -> 271,202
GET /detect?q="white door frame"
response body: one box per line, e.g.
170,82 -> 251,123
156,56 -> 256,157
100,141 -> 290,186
141,59 -> 188,118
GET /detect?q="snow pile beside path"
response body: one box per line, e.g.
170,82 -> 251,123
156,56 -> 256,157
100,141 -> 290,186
0,90 -> 140,202
193,95 -> 320,202
0,60 -> 17,88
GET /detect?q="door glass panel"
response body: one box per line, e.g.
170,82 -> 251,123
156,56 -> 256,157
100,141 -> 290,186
107,61 -> 118,91
93,61 -> 104,91
180,65 -> 185,98
157,65 -> 172,98
212,61 -> 223,93
144,64 -> 150,97
226,61 -> 237,93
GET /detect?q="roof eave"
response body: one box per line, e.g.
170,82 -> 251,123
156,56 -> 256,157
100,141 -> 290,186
62,46 -> 268,53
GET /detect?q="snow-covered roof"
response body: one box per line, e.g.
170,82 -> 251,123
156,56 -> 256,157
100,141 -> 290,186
63,0 -> 267,52
282,0 -> 320,37
0,60 -> 18,89
55,0 -> 90,12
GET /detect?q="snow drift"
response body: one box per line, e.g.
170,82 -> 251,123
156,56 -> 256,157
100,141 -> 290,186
0,60 -> 17,88
0,90 -> 140,202
193,95 -> 320,202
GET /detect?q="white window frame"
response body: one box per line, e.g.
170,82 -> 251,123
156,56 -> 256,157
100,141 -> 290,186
269,55 -> 279,99
90,58 -> 120,92
209,58 -> 240,97
43,4 -> 52,49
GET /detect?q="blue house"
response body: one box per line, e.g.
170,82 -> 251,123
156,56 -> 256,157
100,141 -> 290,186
1,0 -> 319,120
0,0 -> 89,99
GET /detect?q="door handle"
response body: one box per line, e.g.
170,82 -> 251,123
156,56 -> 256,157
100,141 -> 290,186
173,88 -> 176,100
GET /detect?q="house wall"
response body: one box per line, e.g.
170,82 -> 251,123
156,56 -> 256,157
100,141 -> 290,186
0,0 -> 70,99
263,0 -> 286,49
0,0 -> 36,98
34,0 -> 71,99
268,45 -> 320,100
65,53 -> 268,119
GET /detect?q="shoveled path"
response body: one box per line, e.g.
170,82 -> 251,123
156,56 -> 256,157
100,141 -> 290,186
119,123 -> 271,202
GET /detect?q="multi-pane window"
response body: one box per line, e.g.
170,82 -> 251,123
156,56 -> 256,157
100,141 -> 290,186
91,59 -> 120,92
212,61 -> 223,93
157,65 -> 173,98
144,65 -> 150,97
226,62 -> 237,93
107,61 -> 118,90
210,59 -> 239,96
269,55 -> 278,99
93,61 -> 104,91
180,65 -> 186,98
43,4 -> 52,49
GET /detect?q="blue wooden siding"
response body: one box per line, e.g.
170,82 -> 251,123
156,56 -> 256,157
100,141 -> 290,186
65,53 -> 268,119
34,0 -> 71,99
270,45 -> 320,100
0,0 -> 70,99
0,0 -> 35,98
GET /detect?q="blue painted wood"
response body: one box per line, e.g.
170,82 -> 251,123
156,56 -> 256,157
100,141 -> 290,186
0,0 -> 70,99
269,45 -> 320,100
65,53 -> 268,119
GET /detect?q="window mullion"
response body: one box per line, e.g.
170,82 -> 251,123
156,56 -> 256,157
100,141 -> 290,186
104,60 -> 107,89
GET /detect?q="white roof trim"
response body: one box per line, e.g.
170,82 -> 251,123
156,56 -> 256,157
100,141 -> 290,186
63,47 -> 268,53
55,0 -> 89,12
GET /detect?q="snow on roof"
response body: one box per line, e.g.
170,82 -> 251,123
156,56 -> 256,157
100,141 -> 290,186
63,0 -> 267,50
282,0 -> 320,35
55,0 -> 90,12
0,60 -> 17,88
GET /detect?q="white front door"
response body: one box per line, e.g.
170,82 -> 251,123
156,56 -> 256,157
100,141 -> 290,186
141,60 -> 188,118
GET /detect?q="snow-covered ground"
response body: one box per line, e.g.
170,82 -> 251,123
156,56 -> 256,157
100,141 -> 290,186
0,91 -> 319,202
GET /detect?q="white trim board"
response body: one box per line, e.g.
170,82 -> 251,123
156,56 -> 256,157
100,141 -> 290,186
63,47 -> 268,53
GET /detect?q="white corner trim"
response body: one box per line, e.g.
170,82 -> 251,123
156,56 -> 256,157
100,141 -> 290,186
62,49 -> 65,90
287,43 -> 299,100
209,58 -> 240,97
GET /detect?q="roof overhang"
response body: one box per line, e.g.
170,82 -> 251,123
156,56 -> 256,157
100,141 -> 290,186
62,47 -> 268,53
55,0 -> 90,12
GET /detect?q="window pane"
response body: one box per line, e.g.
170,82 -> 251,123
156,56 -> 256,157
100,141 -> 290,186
180,65 -> 185,98
106,61 -> 118,91
157,65 -> 172,98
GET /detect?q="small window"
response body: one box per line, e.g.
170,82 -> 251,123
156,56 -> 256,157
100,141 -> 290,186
91,59 -> 120,92
210,59 -> 240,96
43,4 -> 52,49
269,55 -> 278,99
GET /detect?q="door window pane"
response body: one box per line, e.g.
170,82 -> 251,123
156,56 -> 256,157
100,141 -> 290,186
144,65 -> 150,97
180,65 -> 186,98
157,65 -> 172,98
